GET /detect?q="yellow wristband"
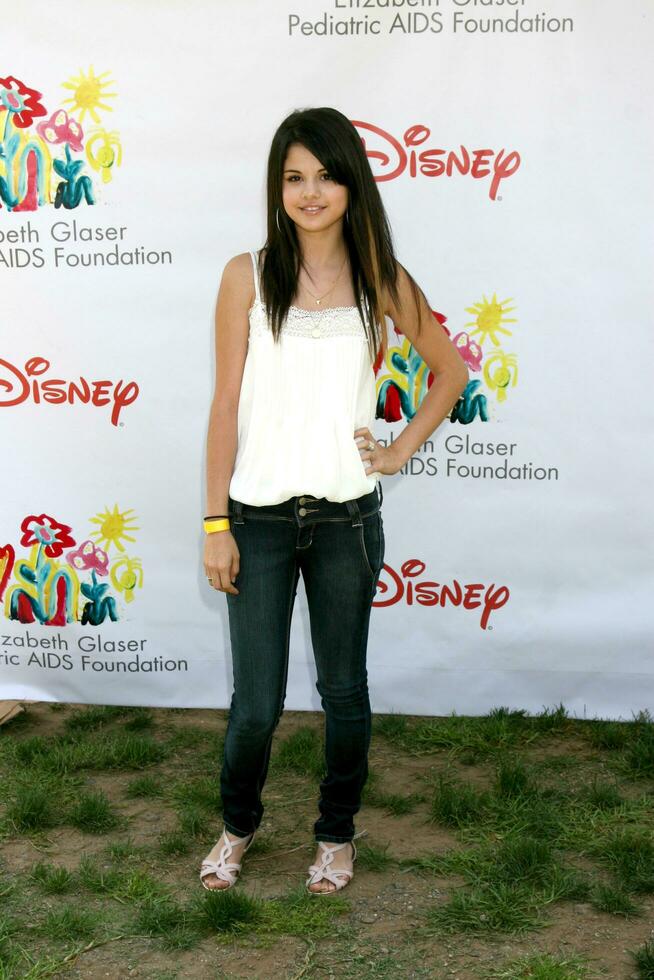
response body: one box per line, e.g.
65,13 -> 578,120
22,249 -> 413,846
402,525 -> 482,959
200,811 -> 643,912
204,518 -> 231,534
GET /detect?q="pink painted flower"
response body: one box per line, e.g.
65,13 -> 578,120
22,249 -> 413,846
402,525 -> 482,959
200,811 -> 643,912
36,109 -> 83,151
66,539 -> 109,575
452,331 -> 483,371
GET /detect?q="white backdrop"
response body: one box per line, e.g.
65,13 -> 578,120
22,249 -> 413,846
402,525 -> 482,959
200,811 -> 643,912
1,0 -> 653,718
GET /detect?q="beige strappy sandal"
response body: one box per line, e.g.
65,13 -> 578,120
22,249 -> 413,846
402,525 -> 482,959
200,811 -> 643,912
200,827 -> 256,891
305,829 -> 368,895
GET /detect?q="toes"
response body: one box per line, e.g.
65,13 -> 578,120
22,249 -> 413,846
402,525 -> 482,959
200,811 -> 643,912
203,874 -> 229,890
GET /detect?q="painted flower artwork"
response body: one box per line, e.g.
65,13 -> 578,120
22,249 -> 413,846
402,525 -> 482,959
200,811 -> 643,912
374,294 -> 519,425
0,67 -> 121,211
0,505 -> 142,626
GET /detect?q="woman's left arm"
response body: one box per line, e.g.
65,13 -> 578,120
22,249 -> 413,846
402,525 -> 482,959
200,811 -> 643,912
355,264 -> 469,476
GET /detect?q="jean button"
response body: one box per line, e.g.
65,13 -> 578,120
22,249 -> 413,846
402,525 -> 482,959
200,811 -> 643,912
298,507 -> 307,516
299,496 -> 307,504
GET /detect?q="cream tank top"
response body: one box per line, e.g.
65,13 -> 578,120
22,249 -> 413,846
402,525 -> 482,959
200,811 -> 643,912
228,249 -> 381,506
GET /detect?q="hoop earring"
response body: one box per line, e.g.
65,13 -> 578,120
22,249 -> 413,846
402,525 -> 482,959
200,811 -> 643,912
276,207 -> 282,232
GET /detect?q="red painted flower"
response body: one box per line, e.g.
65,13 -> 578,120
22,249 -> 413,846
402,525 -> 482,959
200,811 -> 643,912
66,539 -> 109,575
0,75 -> 47,129
432,309 -> 448,333
372,308 -> 448,376
20,513 -> 76,558
382,384 -> 402,422
36,109 -> 83,151
452,331 -> 483,371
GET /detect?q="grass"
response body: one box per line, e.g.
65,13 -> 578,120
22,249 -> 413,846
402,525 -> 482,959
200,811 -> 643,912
362,768 -> 426,815
485,950 -> 596,978
135,894 -> 198,950
124,774 -> 165,798
624,732 -> 654,779
269,725 -> 325,779
0,701 -> 653,978
425,879 -> 547,935
582,776 -> 624,810
429,770 -> 492,827
77,855 -> 123,894
383,704 -> 571,764
494,754 -> 540,798
9,730 -> 168,774
354,840 -> 394,872
123,709 -> 157,733
158,830 -> 193,857
6,784 -> 60,833
30,862 -> 75,895
62,704 -> 136,733
38,906 -> 98,943
589,881 -> 641,917
105,839 -> 143,861
193,887 -> 265,935
592,828 -> 654,893
169,775 -> 223,812
631,938 -> 654,977
69,790 -> 121,833
177,803 -> 213,839
492,835 -> 557,884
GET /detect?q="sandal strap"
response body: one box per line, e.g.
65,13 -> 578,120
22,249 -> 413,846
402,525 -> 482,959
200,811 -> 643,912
306,838 -> 358,888
200,828 -> 254,885
307,864 -> 354,887
200,859 -> 240,885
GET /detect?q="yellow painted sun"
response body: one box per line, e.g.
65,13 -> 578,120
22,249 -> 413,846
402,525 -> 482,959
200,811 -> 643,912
88,505 -> 139,554
465,293 -> 517,348
60,66 -> 117,125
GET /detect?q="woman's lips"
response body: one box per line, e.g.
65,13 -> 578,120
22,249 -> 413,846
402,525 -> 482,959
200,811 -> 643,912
301,206 -> 325,213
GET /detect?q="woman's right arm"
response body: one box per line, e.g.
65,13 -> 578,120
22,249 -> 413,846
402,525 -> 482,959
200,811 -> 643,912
204,253 -> 253,595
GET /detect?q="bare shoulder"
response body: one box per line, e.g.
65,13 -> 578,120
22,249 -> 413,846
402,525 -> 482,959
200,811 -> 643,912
212,253 -> 255,407
220,251 -> 256,305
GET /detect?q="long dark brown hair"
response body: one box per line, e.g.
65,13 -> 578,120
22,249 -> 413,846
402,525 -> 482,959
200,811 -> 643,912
258,106 -> 429,364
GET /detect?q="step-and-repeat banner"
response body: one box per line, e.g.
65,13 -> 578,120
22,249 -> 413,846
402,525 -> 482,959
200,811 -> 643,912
2,1 -> 652,718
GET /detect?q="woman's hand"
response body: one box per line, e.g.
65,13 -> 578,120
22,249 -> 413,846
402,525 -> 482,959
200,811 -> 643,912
204,530 -> 240,595
354,427 -> 403,477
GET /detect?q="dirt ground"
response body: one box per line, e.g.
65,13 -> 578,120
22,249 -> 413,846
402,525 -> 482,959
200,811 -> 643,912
1,702 -> 653,979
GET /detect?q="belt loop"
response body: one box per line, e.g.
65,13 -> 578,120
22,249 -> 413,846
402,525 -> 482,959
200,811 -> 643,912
231,499 -> 245,525
345,499 -> 362,527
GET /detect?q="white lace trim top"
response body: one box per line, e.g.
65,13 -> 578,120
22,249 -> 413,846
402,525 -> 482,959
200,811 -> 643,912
228,249 -> 381,506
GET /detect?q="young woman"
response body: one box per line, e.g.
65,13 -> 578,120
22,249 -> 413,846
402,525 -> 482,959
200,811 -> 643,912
200,107 -> 468,895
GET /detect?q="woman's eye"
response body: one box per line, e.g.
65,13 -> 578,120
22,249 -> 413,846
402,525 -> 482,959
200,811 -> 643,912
285,174 -> 332,182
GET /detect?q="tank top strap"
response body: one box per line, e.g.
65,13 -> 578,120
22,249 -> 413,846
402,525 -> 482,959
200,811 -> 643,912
249,250 -> 261,305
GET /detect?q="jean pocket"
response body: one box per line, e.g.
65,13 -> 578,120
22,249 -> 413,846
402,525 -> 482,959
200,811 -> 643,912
358,511 -> 383,580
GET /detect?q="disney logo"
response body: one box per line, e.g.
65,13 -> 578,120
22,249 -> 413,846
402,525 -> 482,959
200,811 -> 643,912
352,121 -> 520,200
373,559 -> 509,629
0,357 -> 138,426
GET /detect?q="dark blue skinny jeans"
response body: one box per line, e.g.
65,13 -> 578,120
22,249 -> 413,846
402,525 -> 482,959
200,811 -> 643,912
220,484 -> 385,843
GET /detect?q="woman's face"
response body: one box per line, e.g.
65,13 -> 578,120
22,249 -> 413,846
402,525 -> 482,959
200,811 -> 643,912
281,142 -> 348,231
